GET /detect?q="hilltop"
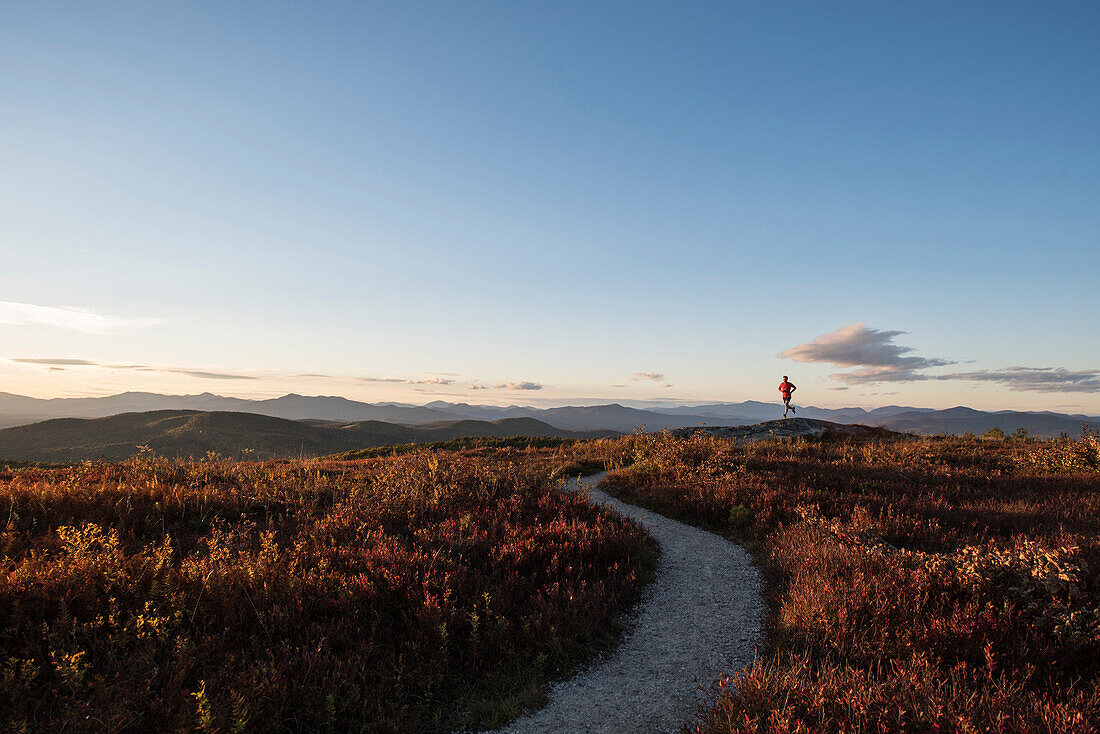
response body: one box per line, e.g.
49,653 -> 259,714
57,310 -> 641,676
670,417 -> 899,442
0,410 -> 607,462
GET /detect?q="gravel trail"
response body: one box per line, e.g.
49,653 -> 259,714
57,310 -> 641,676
494,472 -> 765,734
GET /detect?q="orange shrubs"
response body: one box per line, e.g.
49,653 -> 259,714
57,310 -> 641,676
599,432 -> 1100,733
0,452 -> 653,732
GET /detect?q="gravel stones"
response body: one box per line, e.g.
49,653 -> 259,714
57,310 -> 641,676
492,472 -> 765,734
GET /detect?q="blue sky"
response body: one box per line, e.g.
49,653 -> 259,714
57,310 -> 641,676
2,2 -> 1098,411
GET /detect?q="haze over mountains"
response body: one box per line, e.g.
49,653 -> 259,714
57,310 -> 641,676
0,391 -> 1095,438
0,410 -> 607,462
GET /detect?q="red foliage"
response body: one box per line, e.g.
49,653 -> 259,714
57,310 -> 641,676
0,452 -> 652,732
599,432 -> 1100,732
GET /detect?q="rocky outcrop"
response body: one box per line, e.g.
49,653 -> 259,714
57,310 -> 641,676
670,417 -> 898,442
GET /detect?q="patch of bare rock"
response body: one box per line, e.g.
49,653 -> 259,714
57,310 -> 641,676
671,417 -> 899,442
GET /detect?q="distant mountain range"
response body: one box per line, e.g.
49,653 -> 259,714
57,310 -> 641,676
0,391 -> 1095,439
0,410 -> 608,462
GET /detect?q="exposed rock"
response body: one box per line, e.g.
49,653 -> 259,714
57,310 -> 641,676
670,417 -> 899,442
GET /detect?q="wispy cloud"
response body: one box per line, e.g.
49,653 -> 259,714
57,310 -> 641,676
11,358 -> 98,366
9,359 -> 463,386
939,367 -> 1100,393
0,301 -> 163,334
632,371 -> 666,382
168,370 -> 257,381
357,376 -> 454,385
494,381 -> 544,391
9,358 -> 256,381
780,323 -> 953,384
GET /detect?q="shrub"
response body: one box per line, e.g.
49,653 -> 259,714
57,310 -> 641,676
1030,424 -> 1100,473
596,432 -> 1100,731
0,452 -> 654,732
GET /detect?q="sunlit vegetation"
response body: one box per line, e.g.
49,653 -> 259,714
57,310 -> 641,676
597,428 -> 1100,732
0,450 -> 655,732
325,435 -> 577,460
6,427 -> 1096,732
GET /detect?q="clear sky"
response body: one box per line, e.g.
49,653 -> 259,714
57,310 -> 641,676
2,2 -> 1098,411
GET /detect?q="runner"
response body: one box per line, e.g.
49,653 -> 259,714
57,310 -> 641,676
779,376 -> 797,417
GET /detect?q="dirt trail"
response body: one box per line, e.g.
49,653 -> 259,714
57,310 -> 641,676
493,472 -> 765,734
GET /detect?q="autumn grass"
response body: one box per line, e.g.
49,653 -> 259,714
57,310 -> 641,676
324,435 -> 578,461
595,429 -> 1100,733
0,449 -> 655,733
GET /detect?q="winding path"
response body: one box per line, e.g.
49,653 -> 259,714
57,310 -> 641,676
494,472 -> 765,734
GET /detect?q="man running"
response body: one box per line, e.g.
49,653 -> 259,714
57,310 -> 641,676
779,376 -> 797,417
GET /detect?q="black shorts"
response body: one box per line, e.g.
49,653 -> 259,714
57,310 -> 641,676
782,395 -> 792,403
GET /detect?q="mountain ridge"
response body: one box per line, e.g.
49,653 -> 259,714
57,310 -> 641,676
0,410 -> 608,462
0,391 -> 1094,437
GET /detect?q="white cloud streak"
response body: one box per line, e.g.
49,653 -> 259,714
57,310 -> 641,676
357,376 -> 454,385
0,301 -> 164,334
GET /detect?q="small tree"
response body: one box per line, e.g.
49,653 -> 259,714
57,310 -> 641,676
983,426 -> 1005,439
1012,427 -> 1029,441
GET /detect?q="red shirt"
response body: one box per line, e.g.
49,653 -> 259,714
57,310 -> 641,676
779,381 -> 795,397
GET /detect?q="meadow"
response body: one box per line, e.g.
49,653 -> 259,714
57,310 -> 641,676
595,428 -> 1100,732
0,449 -> 654,733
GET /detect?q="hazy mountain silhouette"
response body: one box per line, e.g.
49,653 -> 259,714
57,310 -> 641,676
0,392 -> 1093,438
879,407 -> 1092,437
0,411 -> 607,462
0,392 -> 458,427
646,401 -> 933,423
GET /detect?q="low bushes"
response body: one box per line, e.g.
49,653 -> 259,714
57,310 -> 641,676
597,431 -> 1100,733
0,451 -> 654,732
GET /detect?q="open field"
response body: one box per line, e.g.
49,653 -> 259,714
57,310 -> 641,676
597,428 -> 1100,732
0,450 -> 654,732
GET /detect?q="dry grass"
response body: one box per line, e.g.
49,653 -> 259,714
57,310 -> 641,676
0,450 -> 654,733
595,429 -> 1100,733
